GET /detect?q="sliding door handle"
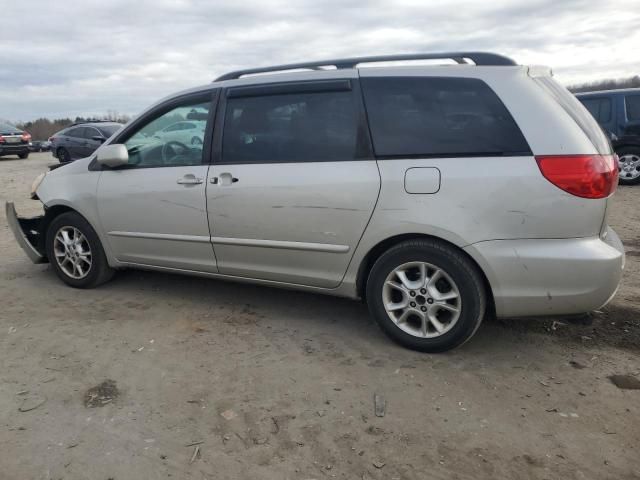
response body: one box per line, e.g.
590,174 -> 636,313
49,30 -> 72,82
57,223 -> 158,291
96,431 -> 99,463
211,173 -> 238,186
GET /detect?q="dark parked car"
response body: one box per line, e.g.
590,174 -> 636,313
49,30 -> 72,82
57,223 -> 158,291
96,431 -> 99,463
0,122 -> 31,159
576,88 -> 640,184
29,140 -> 52,152
50,121 -> 123,163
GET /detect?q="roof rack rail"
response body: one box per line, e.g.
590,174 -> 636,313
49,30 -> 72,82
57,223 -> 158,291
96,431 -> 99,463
215,52 -> 517,82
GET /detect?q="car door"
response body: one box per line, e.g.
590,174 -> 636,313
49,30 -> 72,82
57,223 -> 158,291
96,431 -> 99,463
206,76 -> 380,288
96,91 -> 219,272
81,126 -> 104,157
64,127 -> 86,159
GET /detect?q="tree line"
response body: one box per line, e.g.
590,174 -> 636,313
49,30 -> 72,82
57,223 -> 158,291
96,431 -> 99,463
15,112 -> 131,141
568,75 -> 640,93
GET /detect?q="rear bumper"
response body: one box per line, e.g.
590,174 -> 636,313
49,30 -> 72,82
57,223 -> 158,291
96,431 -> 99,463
5,202 -> 47,264
465,228 -> 625,318
0,144 -> 29,156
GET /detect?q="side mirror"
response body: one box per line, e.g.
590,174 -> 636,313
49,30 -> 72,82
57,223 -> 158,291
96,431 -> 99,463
96,144 -> 129,168
92,135 -> 106,143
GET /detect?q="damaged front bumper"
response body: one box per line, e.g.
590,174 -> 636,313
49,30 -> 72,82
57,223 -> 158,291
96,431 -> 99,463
5,202 -> 48,264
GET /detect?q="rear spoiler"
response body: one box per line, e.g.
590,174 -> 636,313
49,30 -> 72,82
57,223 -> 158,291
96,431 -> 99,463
527,65 -> 553,78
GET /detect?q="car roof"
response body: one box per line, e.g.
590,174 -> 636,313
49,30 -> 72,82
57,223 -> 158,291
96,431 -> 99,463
81,121 -> 122,127
575,87 -> 640,97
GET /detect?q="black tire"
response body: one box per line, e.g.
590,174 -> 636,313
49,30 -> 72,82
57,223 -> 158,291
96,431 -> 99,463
19,152 -> 29,159
45,212 -> 114,288
57,147 -> 71,163
191,136 -> 202,145
616,146 -> 640,185
366,239 -> 486,353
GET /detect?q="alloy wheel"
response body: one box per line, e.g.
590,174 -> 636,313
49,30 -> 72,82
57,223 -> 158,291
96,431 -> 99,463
618,154 -> 640,180
53,226 -> 92,279
382,261 -> 461,338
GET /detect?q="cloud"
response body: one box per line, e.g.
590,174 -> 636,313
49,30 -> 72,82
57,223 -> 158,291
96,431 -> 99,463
0,0 -> 638,121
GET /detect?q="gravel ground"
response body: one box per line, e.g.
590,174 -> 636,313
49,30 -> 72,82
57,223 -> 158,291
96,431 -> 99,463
1,152 -> 639,480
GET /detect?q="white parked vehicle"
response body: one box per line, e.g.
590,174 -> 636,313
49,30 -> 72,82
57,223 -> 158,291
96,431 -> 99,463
154,120 -> 206,146
7,53 -> 624,352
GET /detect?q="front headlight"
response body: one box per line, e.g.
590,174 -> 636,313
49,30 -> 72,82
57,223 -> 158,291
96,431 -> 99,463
30,172 -> 46,199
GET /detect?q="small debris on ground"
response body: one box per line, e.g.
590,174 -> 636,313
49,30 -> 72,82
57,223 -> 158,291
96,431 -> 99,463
83,380 -> 119,408
220,409 -> 237,420
185,441 -> 204,447
18,395 -> 47,413
373,461 -> 386,469
569,360 -> 587,369
189,445 -> 200,464
608,375 -> 640,390
374,393 -> 386,417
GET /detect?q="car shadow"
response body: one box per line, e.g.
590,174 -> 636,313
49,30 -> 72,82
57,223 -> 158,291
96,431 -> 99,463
63,267 -> 636,356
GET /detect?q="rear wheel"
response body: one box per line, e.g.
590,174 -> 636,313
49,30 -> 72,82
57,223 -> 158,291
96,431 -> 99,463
57,147 -> 71,163
19,152 -> 29,159
617,147 -> 640,185
191,136 -> 202,145
45,212 -> 114,288
366,239 -> 486,352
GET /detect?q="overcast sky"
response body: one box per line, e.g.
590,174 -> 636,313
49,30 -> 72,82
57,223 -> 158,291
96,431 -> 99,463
1,0 -> 638,122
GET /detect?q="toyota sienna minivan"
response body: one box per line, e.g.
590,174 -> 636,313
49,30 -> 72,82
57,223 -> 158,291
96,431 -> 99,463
7,52 -> 624,352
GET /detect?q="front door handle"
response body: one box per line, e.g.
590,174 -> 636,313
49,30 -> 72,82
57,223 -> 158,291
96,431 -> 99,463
177,174 -> 203,185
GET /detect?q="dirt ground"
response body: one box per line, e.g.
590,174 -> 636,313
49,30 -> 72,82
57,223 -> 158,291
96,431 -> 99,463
1,152 -> 639,480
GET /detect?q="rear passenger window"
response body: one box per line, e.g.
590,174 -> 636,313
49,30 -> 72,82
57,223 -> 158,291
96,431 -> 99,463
222,90 -> 358,163
626,95 -> 640,121
580,97 -> 612,123
66,127 -> 85,138
361,77 -> 530,157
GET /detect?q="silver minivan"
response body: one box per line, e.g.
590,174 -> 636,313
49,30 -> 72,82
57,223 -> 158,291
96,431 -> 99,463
7,53 -> 624,352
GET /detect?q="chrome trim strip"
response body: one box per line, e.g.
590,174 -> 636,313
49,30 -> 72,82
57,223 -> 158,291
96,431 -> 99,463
211,236 -> 350,253
108,231 -> 211,243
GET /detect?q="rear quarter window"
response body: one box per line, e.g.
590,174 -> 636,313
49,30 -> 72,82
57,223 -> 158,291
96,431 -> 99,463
360,76 -> 530,157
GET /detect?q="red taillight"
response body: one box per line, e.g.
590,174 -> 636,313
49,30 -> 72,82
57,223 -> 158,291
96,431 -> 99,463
48,136 -> 55,142
535,154 -> 618,199
21,132 -> 32,142
0,135 -> 4,144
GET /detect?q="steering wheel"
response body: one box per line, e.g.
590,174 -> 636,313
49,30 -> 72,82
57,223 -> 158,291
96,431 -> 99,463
161,140 -> 190,164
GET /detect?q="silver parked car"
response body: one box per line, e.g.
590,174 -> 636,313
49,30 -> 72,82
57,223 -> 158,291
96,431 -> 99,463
6,53 -> 624,352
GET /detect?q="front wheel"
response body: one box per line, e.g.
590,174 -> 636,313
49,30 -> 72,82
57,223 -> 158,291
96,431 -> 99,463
617,147 -> 640,185
45,212 -> 114,288
366,239 -> 486,352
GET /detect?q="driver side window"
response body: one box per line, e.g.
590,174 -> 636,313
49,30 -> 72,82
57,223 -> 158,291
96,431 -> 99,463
123,101 -> 210,168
